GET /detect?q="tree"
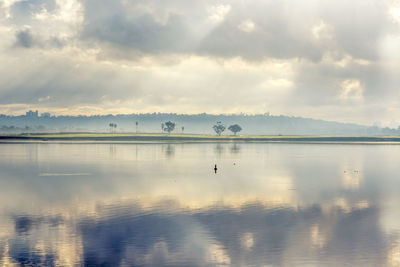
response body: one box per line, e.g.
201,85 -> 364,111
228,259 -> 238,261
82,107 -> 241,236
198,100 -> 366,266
163,121 -> 175,134
228,124 -> 242,135
213,122 -> 225,136
181,126 -> 184,133
109,123 -> 117,133
135,121 -> 138,133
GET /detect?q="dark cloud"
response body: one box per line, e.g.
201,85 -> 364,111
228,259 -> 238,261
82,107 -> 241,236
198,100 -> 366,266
9,0 -> 57,24
78,0 -> 397,62
14,29 -> 35,48
81,0 -> 194,54
198,1 -> 323,61
199,0 -> 396,61
48,36 -> 66,48
290,59 -> 394,106
318,0 -> 393,61
13,29 -> 68,49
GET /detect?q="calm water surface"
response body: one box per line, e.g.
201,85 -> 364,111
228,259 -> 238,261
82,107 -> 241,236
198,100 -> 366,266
0,142 -> 399,266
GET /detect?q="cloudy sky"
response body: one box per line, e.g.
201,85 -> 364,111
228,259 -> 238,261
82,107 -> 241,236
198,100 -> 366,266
0,0 -> 400,126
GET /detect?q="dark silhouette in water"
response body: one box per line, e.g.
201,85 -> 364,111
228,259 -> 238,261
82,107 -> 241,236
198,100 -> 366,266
214,164 -> 218,174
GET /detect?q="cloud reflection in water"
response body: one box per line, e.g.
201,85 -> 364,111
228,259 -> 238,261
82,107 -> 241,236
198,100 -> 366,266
0,143 -> 399,266
0,200 -> 391,266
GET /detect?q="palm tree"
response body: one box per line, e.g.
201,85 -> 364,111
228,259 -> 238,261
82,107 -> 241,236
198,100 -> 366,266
109,123 -> 117,133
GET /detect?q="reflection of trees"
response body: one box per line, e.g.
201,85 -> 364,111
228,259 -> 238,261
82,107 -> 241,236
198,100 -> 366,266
230,143 -> 241,154
109,144 -> 116,158
214,143 -> 225,157
162,144 -> 175,158
215,143 -> 241,156
26,143 -> 39,163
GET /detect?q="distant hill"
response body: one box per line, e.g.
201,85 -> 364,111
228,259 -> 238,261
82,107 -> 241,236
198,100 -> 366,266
0,112 -> 399,136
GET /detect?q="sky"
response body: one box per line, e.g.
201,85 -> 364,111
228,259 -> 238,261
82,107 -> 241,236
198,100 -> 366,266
0,0 -> 400,127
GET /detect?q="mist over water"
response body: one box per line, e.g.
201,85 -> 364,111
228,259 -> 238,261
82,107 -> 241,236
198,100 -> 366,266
0,142 -> 399,266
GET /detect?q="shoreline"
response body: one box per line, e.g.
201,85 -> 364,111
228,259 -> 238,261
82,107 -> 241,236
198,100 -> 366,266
1,133 -> 400,144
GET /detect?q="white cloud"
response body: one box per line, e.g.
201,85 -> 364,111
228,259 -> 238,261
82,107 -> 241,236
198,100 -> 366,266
237,19 -> 255,33
0,0 -> 23,18
38,95 -> 51,102
266,79 -> 293,89
206,244 -> 231,265
389,3 -> 400,25
311,20 -> 333,41
340,79 -> 364,100
241,232 -> 254,250
207,4 -> 231,24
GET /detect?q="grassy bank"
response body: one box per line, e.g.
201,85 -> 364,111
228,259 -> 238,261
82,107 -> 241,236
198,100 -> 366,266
1,133 -> 400,143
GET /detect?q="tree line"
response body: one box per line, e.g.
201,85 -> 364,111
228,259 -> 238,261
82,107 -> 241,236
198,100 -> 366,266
3,112 -> 398,135
107,121 -> 242,135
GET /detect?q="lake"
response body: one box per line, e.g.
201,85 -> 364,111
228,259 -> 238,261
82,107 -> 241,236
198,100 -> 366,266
0,142 -> 399,266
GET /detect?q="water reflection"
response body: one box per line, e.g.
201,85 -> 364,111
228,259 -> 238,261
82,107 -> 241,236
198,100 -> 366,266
0,143 -> 399,266
109,144 -> 117,159
162,144 -> 175,158
342,170 -> 362,190
1,200 -> 390,266
230,143 -> 241,154
214,143 -> 225,157
213,143 -> 241,158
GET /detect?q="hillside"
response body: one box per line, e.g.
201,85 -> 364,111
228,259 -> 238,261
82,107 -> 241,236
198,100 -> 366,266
0,113 -> 398,136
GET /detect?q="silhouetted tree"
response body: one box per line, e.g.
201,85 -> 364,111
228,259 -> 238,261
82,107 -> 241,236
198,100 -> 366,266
109,123 -> 117,133
135,121 -> 138,133
228,124 -> 242,135
213,122 -> 225,136
163,121 -> 175,134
